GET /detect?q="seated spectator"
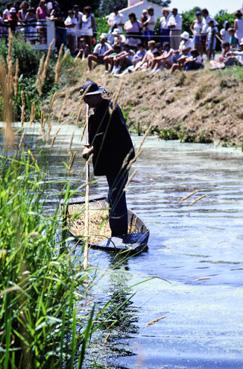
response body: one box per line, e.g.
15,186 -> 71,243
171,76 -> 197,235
110,28 -> 126,46
87,34 -> 112,71
134,40 -> 158,71
124,12 -> 142,48
183,49 -> 204,71
75,37 -> 90,59
209,42 -> 238,69
103,43 -> 123,73
179,31 -> 193,54
110,43 -> 135,74
150,42 -> 174,72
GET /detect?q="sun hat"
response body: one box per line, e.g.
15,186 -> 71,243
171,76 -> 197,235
112,28 -> 121,36
100,33 -> 107,40
10,7 -> 17,13
180,31 -> 190,40
80,80 -> 106,96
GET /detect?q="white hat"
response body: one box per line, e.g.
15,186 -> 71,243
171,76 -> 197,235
10,7 -> 16,13
180,31 -> 190,40
100,33 -> 107,40
112,28 -> 121,36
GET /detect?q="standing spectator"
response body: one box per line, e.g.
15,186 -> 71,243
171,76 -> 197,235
140,9 -> 148,39
3,3 -> 12,21
73,4 -> 83,49
228,27 -> 239,48
142,7 -> 155,41
87,34 -> 112,71
234,10 -> 243,44
160,8 -> 170,46
206,19 -> 217,60
25,7 -> 37,44
124,12 -> 141,48
64,10 -> 77,55
191,10 -> 203,54
17,1 -> 29,24
107,7 -> 124,33
8,7 -> 18,33
168,8 -> 182,50
201,8 -> 217,54
36,0 -> 47,44
80,6 -> 97,51
220,21 -> 230,45
50,4 -> 66,51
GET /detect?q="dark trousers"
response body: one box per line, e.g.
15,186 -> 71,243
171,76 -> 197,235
106,169 -> 128,237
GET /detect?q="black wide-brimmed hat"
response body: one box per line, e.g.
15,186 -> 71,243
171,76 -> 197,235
80,80 -> 105,96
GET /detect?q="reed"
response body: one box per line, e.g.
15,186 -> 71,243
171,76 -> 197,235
54,44 -> 64,84
0,153 -> 98,369
29,102 -> 36,126
21,90 -> 26,126
36,40 -> 54,96
13,58 -> 19,97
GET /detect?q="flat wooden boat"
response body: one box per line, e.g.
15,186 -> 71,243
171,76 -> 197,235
63,195 -> 149,254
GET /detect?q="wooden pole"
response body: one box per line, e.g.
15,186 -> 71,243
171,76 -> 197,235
83,104 -> 90,270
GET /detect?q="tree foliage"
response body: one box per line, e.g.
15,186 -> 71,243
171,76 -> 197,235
99,0 -> 127,16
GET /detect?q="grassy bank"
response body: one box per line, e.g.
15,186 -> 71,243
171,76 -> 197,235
50,63 -> 243,148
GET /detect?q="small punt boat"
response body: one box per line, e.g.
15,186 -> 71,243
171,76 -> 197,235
63,195 -> 149,255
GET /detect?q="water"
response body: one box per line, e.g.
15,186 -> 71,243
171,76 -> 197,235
1,123 -> 243,369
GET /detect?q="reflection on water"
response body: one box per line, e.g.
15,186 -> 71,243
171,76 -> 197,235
1,123 -> 243,369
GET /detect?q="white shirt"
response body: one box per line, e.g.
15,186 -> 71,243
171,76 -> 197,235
220,28 -> 230,43
147,15 -> 155,31
93,42 -> 112,56
168,14 -> 182,31
193,20 -> 203,36
81,14 -> 93,36
179,39 -> 193,53
202,16 -> 217,34
107,12 -> 123,31
160,15 -> 170,30
64,16 -> 77,35
235,18 -> 243,41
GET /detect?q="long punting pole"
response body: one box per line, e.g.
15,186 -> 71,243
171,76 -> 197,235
83,104 -> 90,270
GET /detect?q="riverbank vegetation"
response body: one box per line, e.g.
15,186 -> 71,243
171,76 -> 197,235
0,153 -> 96,368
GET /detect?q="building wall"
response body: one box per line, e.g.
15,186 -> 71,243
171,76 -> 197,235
121,0 -> 163,22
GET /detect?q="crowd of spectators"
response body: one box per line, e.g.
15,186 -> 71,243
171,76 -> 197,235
0,1 -> 243,73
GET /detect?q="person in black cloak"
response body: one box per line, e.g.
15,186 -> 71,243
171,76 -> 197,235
80,80 -> 135,238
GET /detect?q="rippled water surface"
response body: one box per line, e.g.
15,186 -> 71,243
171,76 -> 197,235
2,123 -> 243,368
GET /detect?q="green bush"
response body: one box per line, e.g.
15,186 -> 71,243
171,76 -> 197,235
0,36 -> 42,77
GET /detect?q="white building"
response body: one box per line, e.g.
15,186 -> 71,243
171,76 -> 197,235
120,0 -> 164,21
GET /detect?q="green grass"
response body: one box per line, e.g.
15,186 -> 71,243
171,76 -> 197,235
0,152 -> 94,368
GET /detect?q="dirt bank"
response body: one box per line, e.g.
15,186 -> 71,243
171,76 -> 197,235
50,64 -> 243,147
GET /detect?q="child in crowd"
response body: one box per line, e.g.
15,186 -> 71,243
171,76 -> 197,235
206,19 -> 217,60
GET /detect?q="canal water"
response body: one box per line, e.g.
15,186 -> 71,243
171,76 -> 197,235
1,123 -> 243,369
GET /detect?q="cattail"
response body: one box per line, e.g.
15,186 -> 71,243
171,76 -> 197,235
54,44 -> 64,84
29,102 -> 36,126
67,151 -> 76,175
51,127 -> 61,147
21,90 -> 26,126
40,111 -> 46,140
36,40 -> 54,95
35,55 -> 45,95
13,59 -> 19,96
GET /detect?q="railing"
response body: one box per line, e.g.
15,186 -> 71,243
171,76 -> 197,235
0,19 -> 55,50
